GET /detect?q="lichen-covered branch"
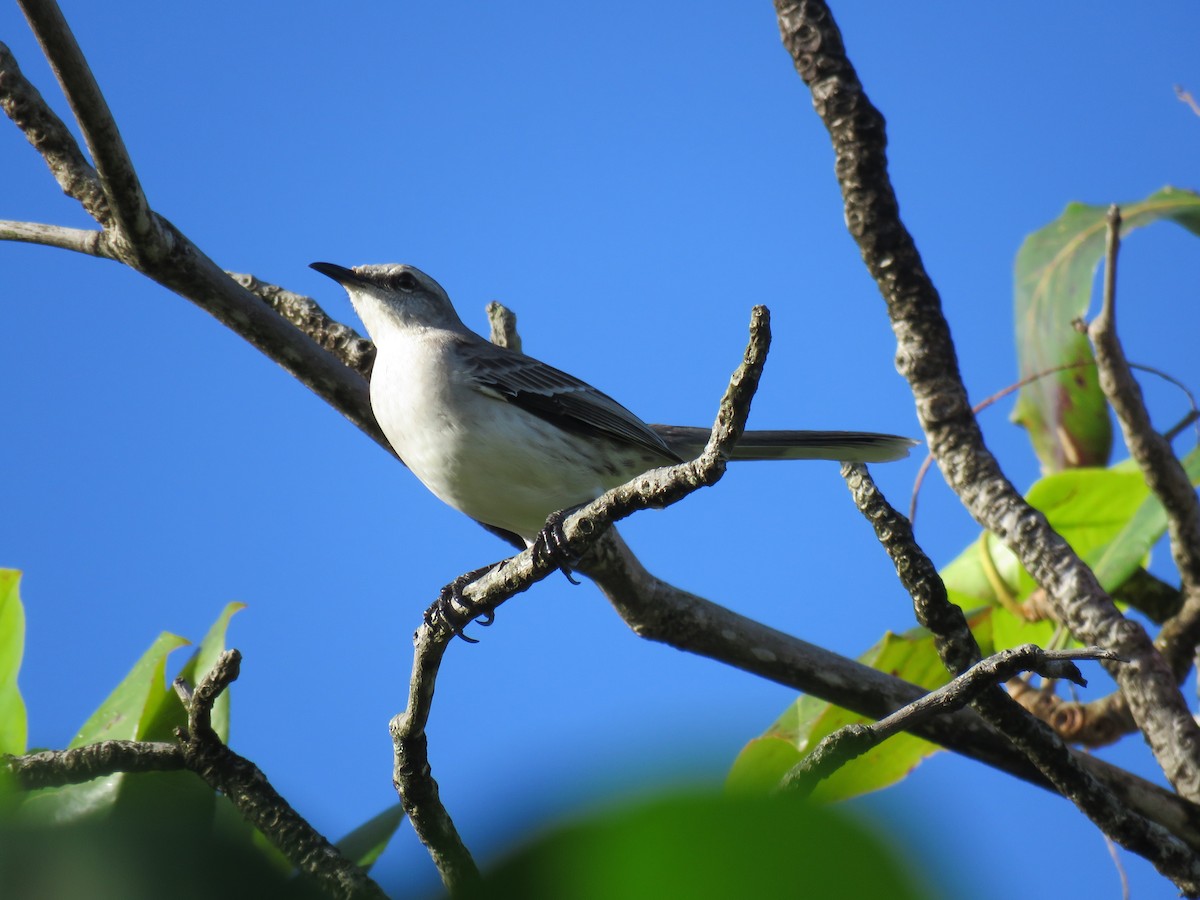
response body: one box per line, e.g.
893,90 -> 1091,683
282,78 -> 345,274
840,463 -> 1200,893
17,0 -> 162,255
773,0 -> 1200,804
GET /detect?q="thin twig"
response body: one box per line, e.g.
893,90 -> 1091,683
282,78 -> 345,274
0,220 -> 113,257
177,652 -> 390,900
1176,85 -> 1200,118
781,645 -> 1117,797
0,41 -> 107,220
907,359 -> 1200,525
486,301 -> 522,353
7,740 -> 184,788
1088,206 -> 1200,680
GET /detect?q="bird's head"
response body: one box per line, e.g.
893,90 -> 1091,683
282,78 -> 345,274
309,262 -> 464,342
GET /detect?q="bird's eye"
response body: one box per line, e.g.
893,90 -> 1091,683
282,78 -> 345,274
390,271 -> 418,291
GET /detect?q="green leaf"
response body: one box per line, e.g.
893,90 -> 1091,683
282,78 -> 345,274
990,609 -> 1056,654
335,803 -> 405,871
0,570 -> 27,756
1012,186 -> 1200,473
469,792 -> 933,900
1016,467 -> 1151,592
148,601 -> 245,744
71,631 -> 190,747
1093,446 -> 1200,589
729,613 -> 991,802
19,631 -> 189,823
942,467 -> 1153,614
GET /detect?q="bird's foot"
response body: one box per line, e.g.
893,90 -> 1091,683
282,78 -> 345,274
426,562 -> 502,642
532,506 -> 584,585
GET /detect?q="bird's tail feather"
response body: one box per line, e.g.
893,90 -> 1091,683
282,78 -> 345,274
652,425 -> 917,463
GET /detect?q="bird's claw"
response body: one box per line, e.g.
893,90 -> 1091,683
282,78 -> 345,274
532,507 -> 583,585
426,564 -> 500,642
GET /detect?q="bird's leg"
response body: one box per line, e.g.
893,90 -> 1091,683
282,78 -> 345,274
531,505 -> 585,585
426,561 -> 503,642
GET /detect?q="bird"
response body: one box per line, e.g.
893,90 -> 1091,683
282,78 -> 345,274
310,262 -> 914,547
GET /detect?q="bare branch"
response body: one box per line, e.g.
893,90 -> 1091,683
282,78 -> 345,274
837,463 -> 1200,890
0,41 -> 107,220
781,645 -> 1118,798
0,41 -> 385,451
7,740 -> 183,788
230,273 -> 377,380
7,651 -> 388,900
0,219 -> 113,257
16,0 -> 163,255
175,651 -> 389,900
486,300 -> 522,352
1176,85 -> 1200,118
1087,206 -> 1200,679
774,0 -> 1200,807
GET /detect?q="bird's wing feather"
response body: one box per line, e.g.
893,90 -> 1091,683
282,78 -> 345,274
458,338 -> 682,462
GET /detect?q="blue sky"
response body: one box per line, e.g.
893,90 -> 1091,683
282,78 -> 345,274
2,2 -> 1199,896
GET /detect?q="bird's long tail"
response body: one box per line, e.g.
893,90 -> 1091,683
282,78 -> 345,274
652,425 -> 917,463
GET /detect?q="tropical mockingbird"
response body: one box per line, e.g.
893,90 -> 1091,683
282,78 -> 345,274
310,262 -> 914,546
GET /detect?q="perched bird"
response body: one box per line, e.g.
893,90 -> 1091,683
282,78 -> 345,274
310,262 -> 914,546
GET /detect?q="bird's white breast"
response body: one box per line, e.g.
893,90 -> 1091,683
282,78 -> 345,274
369,328 -> 646,541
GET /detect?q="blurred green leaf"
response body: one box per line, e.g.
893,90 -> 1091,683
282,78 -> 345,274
0,816 -> 327,900
470,792 -> 934,900
0,570 -> 27,757
729,613 -> 991,802
335,803 -> 405,871
1012,186 -> 1200,472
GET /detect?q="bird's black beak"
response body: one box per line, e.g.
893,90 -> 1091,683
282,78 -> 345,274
310,261 -> 369,287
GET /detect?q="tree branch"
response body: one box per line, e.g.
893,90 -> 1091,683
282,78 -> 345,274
781,645 -> 1116,797
16,0 -> 162,254
8,740 -> 183,788
0,41 -> 107,220
840,463 -> 1200,893
391,306 -> 771,892
1087,206 -> 1200,679
774,0 -> 1200,802
0,219 -> 113,257
6,651 -> 388,900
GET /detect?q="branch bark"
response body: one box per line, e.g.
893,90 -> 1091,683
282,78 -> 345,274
773,0 -> 1200,803
840,463 -> 1200,893
1087,206 -> 1200,679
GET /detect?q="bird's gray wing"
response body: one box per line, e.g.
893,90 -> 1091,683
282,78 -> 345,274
457,338 -> 682,462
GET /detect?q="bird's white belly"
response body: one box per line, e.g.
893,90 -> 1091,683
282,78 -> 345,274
370,344 -> 649,541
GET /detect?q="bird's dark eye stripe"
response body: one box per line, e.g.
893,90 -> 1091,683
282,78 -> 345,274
386,271 -> 418,291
